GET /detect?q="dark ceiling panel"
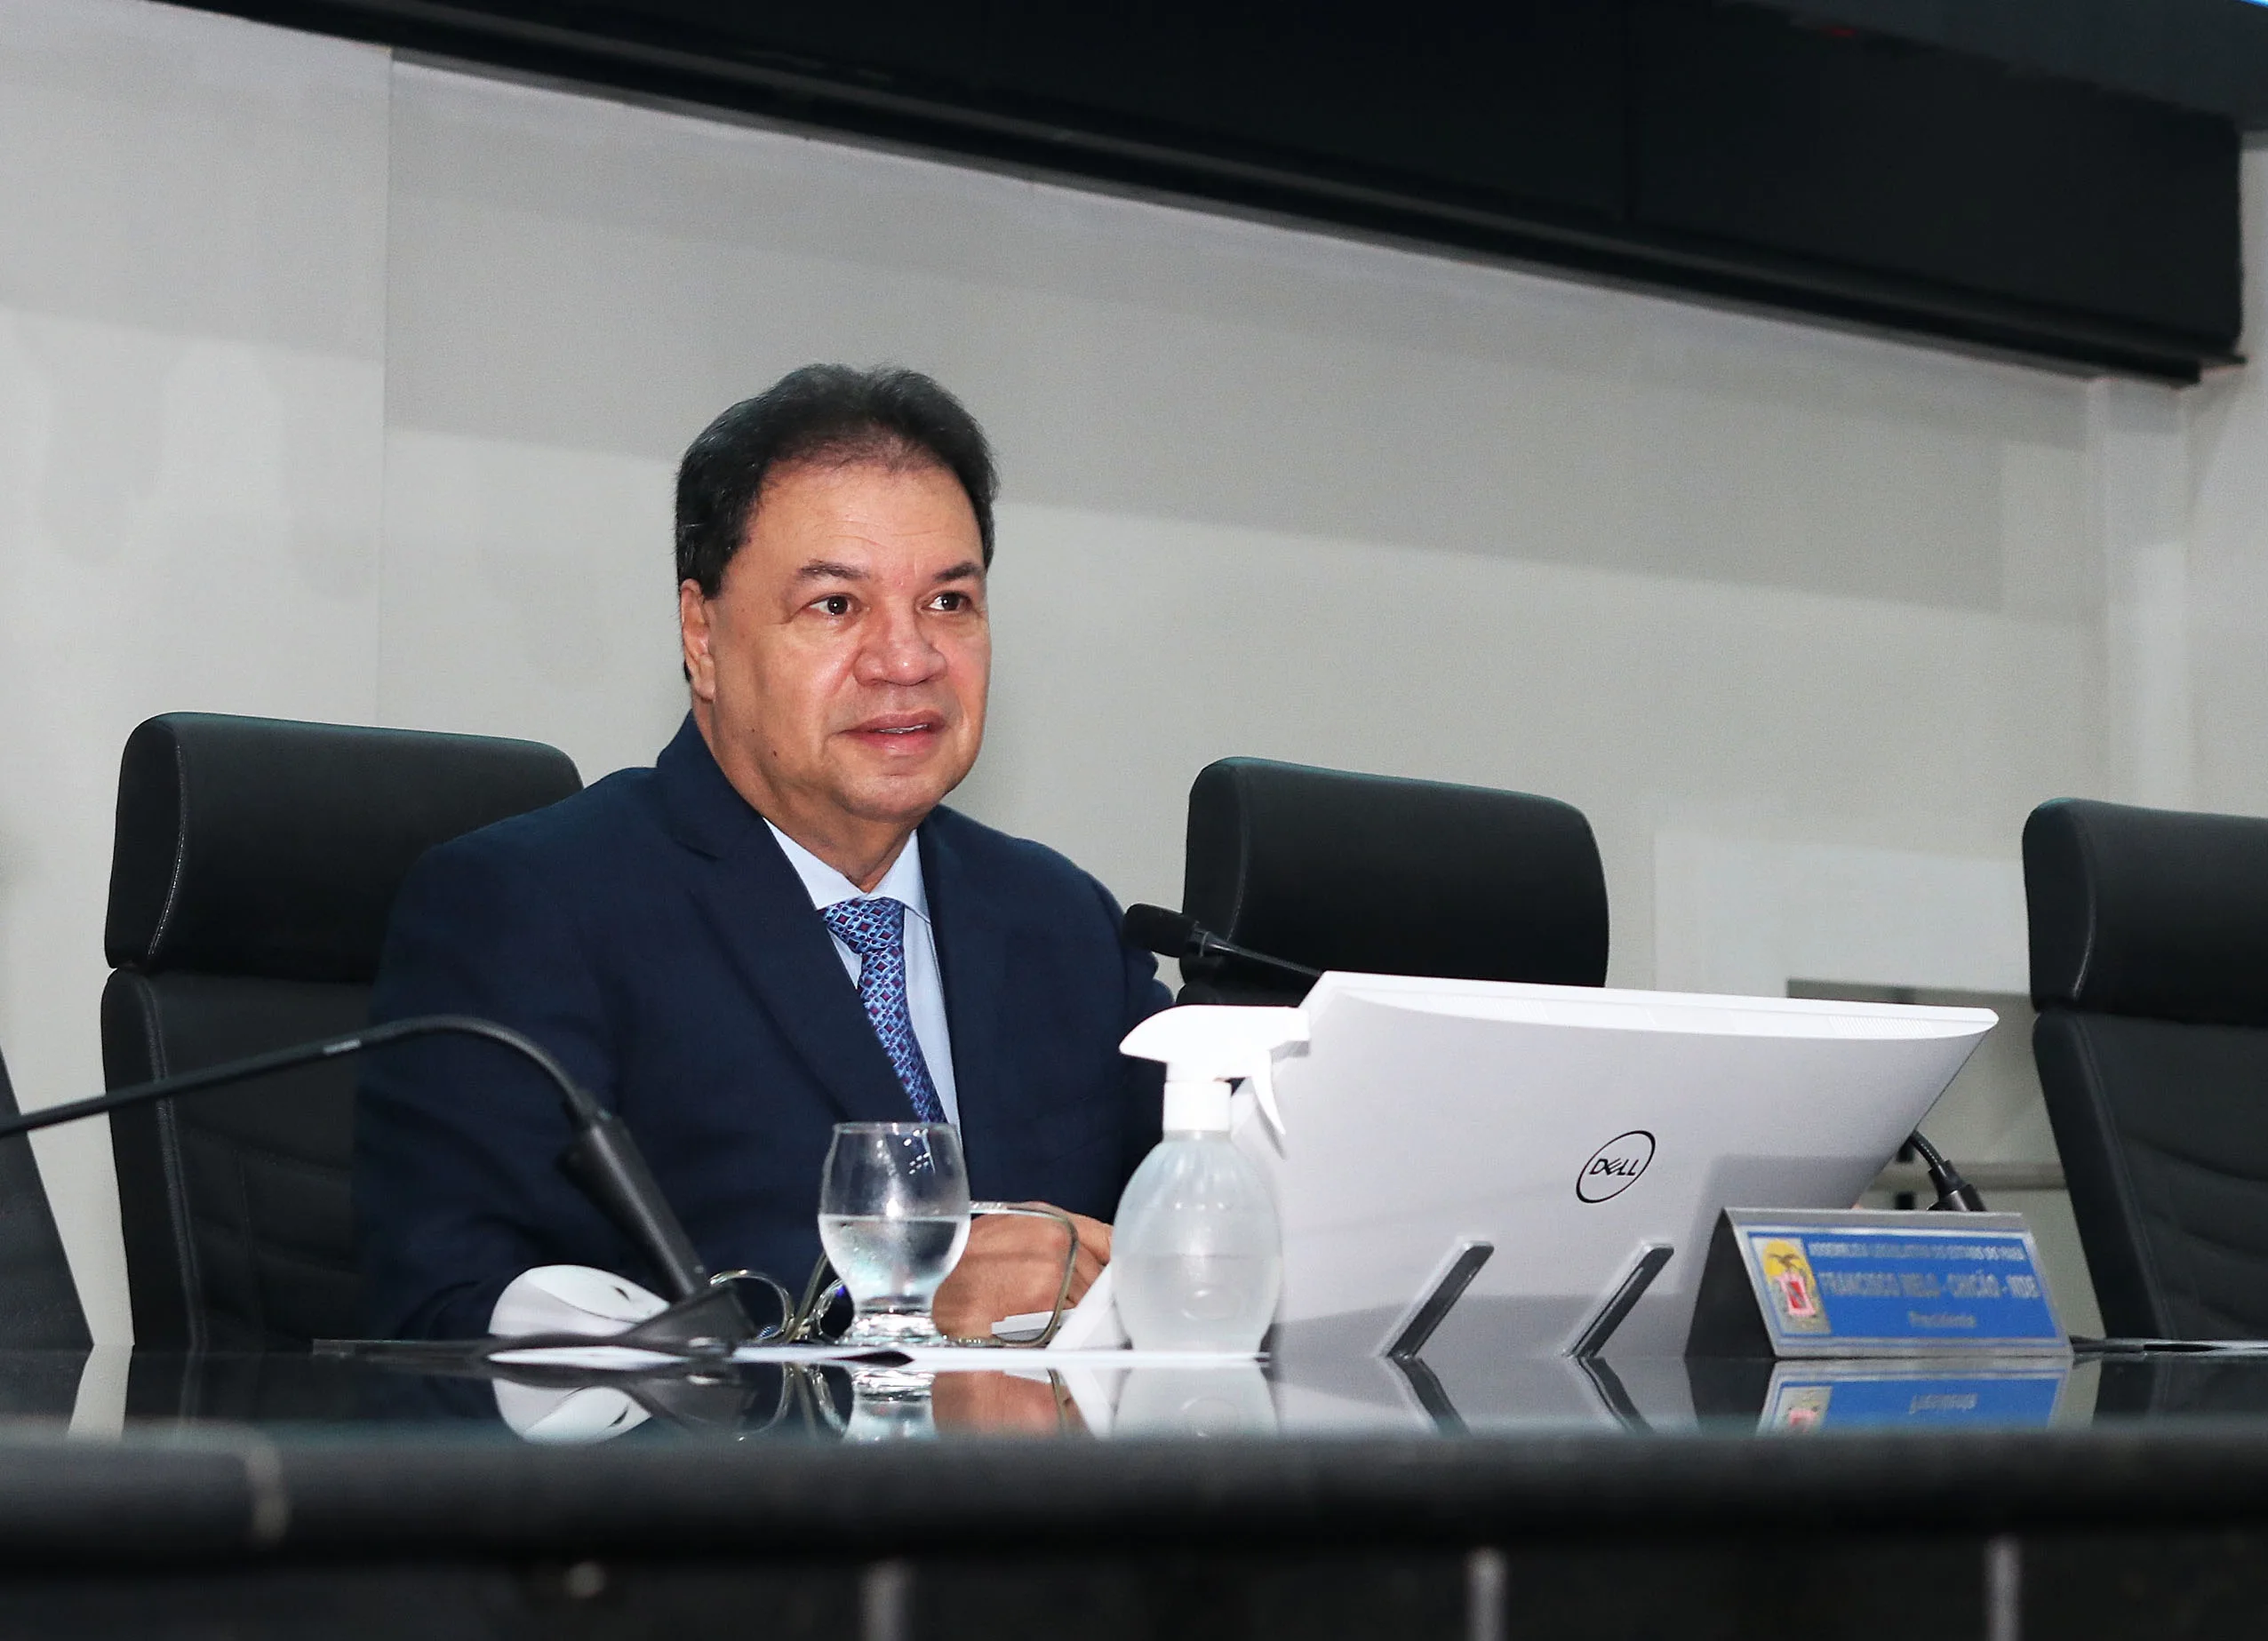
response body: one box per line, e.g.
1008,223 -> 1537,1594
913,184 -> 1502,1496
976,4 -> 1626,219
1632,2 -> 2241,348
1735,0 -> 2268,127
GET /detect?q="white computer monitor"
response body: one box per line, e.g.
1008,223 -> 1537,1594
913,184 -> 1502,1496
1234,973 -> 1996,1360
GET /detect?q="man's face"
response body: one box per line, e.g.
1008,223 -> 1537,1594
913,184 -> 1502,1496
682,458 -> 990,870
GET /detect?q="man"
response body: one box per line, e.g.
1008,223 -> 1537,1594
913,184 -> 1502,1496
356,365 -> 1170,1341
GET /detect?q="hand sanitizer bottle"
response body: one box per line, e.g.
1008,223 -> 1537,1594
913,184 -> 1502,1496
1112,1007 -> 1306,1353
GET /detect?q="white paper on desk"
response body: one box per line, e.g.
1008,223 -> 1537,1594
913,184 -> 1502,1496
488,1344 -> 683,1370
894,1346 -> 1257,1368
992,1265 -> 1130,1350
723,1343 -> 923,1365
713,1342 -> 1254,1371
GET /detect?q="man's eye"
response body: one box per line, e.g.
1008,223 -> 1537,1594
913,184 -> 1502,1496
933,592 -> 969,612
816,594 -> 852,617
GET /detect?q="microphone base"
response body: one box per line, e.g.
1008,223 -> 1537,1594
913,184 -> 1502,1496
611,1281 -> 762,1355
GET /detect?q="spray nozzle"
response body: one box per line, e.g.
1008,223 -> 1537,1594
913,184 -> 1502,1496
1120,1005 -> 1310,1137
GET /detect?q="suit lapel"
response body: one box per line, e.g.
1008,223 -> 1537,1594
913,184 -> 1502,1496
657,716 -> 914,1125
922,817 -> 1014,1180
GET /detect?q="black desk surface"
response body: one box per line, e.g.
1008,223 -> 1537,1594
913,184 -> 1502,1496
12,1339 -> 2268,1638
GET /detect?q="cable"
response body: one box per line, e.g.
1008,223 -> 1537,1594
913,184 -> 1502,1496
1907,1129 -> 1988,1212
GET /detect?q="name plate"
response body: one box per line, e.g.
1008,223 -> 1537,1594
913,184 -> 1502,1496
1686,1207 -> 2070,1358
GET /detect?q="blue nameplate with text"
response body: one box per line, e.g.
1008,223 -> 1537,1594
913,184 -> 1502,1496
1687,1208 -> 2070,1358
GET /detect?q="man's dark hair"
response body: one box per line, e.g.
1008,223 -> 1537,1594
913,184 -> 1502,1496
675,364 -> 998,596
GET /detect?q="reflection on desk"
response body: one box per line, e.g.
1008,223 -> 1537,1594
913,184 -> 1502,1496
37,1337 -> 2268,1447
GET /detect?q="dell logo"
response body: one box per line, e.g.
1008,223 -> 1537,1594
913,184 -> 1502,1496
1577,1130 -> 1656,1202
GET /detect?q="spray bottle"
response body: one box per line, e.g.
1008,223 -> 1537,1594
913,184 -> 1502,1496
1112,1006 -> 1308,1352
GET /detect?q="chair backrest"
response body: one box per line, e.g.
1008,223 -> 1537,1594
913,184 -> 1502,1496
101,713 -> 582,1350
0,1041 -> 92,1351
2024,796 -> 2268,1340
1175,757 -> 1609,1006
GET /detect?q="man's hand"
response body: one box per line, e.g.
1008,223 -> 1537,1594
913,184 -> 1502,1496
932,1204 -> 1110,1340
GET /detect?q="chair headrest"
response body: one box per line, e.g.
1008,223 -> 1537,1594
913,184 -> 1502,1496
2025,797 -> 2268,1026
1182,757 -> 1609,989
107,713 -> 582,982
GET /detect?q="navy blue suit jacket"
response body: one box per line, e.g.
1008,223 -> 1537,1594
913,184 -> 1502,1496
356,715 -> 1170,1339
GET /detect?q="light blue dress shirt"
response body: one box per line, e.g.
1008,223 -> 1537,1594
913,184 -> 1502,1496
764,821 -> 961,1127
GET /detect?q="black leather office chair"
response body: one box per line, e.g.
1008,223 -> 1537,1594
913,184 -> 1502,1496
1174,757 -> 1609,1005
0,1040 -> 92,1350
2025,796 -> 2268,1340
101,713 -> 582,1350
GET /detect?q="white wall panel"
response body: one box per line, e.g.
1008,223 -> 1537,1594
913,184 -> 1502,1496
2189,141 -> 2268,819
0,0 -> 388,1342
966,503 -> 2093,972
376,430 -> 683,780
1652,835 -> 2031,1000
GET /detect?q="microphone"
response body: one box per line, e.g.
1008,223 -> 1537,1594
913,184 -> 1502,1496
1122,904 -> 1322,984
0,1014 -> 765,1351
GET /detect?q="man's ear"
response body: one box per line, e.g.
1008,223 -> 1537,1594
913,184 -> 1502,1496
679,580 -> 717,698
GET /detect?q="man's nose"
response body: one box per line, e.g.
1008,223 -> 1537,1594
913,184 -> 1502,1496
856,604 -> 945,684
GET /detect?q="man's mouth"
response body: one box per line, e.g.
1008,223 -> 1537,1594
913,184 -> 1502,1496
847,713 -> 946,745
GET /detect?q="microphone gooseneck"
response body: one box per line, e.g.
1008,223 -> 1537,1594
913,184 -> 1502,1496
0,1013 -> 716,1305
1122,904 -> 1323,983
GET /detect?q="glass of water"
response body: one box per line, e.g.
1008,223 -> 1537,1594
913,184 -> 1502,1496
818,1122 -> 971,1346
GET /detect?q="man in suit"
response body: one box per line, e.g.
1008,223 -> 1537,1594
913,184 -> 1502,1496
357,365 -> 1170,1341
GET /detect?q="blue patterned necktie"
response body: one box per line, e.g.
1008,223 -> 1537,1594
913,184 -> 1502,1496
821,896 -> 946,1123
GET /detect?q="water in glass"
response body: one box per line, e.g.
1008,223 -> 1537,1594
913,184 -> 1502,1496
819,1122 -> 970,1345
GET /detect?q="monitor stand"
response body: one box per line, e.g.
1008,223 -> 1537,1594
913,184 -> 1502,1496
1569,1242 -> 1676,1359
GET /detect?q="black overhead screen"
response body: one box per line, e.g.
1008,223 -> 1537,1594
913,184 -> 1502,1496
1631,3 -> 2240,358
974,5 -> 1628,222
188,0 -> 2242,380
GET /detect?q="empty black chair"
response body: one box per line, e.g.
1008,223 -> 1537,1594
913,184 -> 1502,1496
2025,796 -> 2268,1340
0,1040 -> 92,1351
1175,757 -> 1609,1006
102,713 -> 581,1350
